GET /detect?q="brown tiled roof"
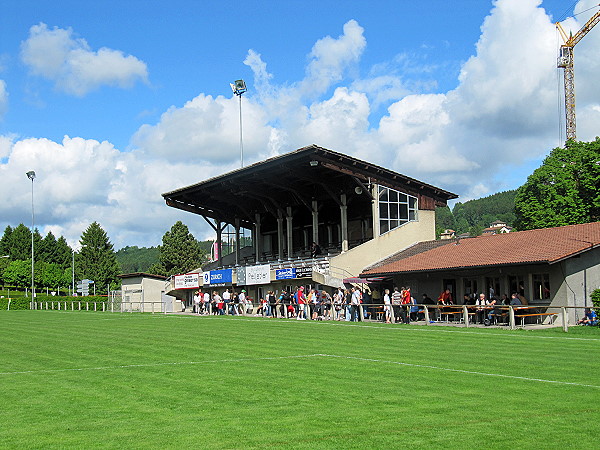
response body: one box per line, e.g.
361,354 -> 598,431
361,222 -> 600,276
362,239 -> 456,272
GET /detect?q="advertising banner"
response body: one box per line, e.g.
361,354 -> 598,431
296,266 -> 312,278
174,273 -> 200,290
246,264 -> 271,285
236,267 -> 246,286
276,268 -> 296,280
203,269 -> 233,286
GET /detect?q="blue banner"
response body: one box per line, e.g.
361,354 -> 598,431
276,268 -> 296,280
204,269 -> 232,285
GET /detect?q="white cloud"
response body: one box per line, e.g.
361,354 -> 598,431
131,93 -> 274,163
300,19 -> 367,97
0,80 -> 7,118
20,23 -> 148,96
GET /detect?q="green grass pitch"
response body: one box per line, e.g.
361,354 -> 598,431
1,311 -> 598,448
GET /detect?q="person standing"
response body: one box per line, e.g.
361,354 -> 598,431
391,287 -> 403,323
193,290 -> 201,314
383,288 -> 392,323
237,290 -> 246,315
350,287 -> 361,321
203,290 -> 211,314
296,286 -> 306,320
401,286 -> 411,324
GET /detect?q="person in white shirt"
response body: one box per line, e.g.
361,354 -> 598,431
383,289 -> 392,323
193,291 -> 201,314
203,291 -> 211,314
237,290 -> 246,315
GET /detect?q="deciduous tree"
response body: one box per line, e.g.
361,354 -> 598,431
515,138 -> 600,230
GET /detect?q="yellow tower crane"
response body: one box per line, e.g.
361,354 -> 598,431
556,6 -> 600,141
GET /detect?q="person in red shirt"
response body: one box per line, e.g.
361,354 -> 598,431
400,286 -> 411,324
296,286 -> 306,320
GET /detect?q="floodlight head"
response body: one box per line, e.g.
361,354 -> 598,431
309,160 -> 319,167
26,170 -> 36,180
231,79 -> 247,96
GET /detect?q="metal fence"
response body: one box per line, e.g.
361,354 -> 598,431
202,302 -> 596,332
24,299 -> 598,332
30,300 -> 168,314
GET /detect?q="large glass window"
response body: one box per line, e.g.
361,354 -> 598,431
378,186 -> 418,235
220,224 -> 252,258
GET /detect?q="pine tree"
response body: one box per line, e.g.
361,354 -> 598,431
55,236 -> 73,268
76,222 -> 121,293
152,221 -> 204,276
39,231 -> 58,264
0,225 -> 13,257
9,224 -> 32,260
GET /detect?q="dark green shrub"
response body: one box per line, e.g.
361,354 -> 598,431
591,289 -> 600,309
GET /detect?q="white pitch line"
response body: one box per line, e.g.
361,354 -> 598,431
226,316 -> 600,342
0,354 -> 322,376
317,354 -> 600,389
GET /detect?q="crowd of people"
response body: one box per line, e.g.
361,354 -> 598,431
188,286 -> 363,321
184,285 -> 593,326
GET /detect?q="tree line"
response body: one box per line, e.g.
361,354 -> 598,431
0,222 -> 120,294
0,220 -> 210,294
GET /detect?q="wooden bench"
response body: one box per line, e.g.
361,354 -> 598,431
515,312 -> 558,326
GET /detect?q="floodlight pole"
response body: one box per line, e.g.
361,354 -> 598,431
230,79 -> 247,168
72,249 -> 75,296
238,93 -> 244,168
26,170 -> 36,306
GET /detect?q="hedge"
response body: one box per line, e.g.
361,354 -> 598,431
0,297 -> 31,310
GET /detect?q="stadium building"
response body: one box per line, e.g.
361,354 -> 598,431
161,144 -> 456,301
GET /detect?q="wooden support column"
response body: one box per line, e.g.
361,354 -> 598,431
255,213 -> 261,264
286,206 -> 293,260
277,211 -> 284,262
340,193 -> 348,252
234,218 -> 240,266
216,221 -> 223,267
312,200 -> 319,245
372,183 -> 380,237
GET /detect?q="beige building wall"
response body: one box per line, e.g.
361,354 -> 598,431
329,209 -> 436,279
121,276 -> 175,312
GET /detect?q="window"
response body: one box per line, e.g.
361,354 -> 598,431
532,274 -> 550,301
485,277 -> 500,299
378,186 -> 418,235
508,276 -> 525,296
221,224 -> 252,257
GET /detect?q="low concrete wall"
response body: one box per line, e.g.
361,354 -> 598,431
329,210 -> 436,278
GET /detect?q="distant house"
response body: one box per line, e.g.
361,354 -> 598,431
481,220 -> 513,235
440,229 -> 456,240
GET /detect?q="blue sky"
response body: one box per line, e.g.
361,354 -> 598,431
1,0 -> 599,249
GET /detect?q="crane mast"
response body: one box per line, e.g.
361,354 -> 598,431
556,7 -> 600,141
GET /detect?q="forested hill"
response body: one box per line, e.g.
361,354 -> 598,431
436,190 -> 517,237
115,240 -> 214,274
115,246 -> 160,273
